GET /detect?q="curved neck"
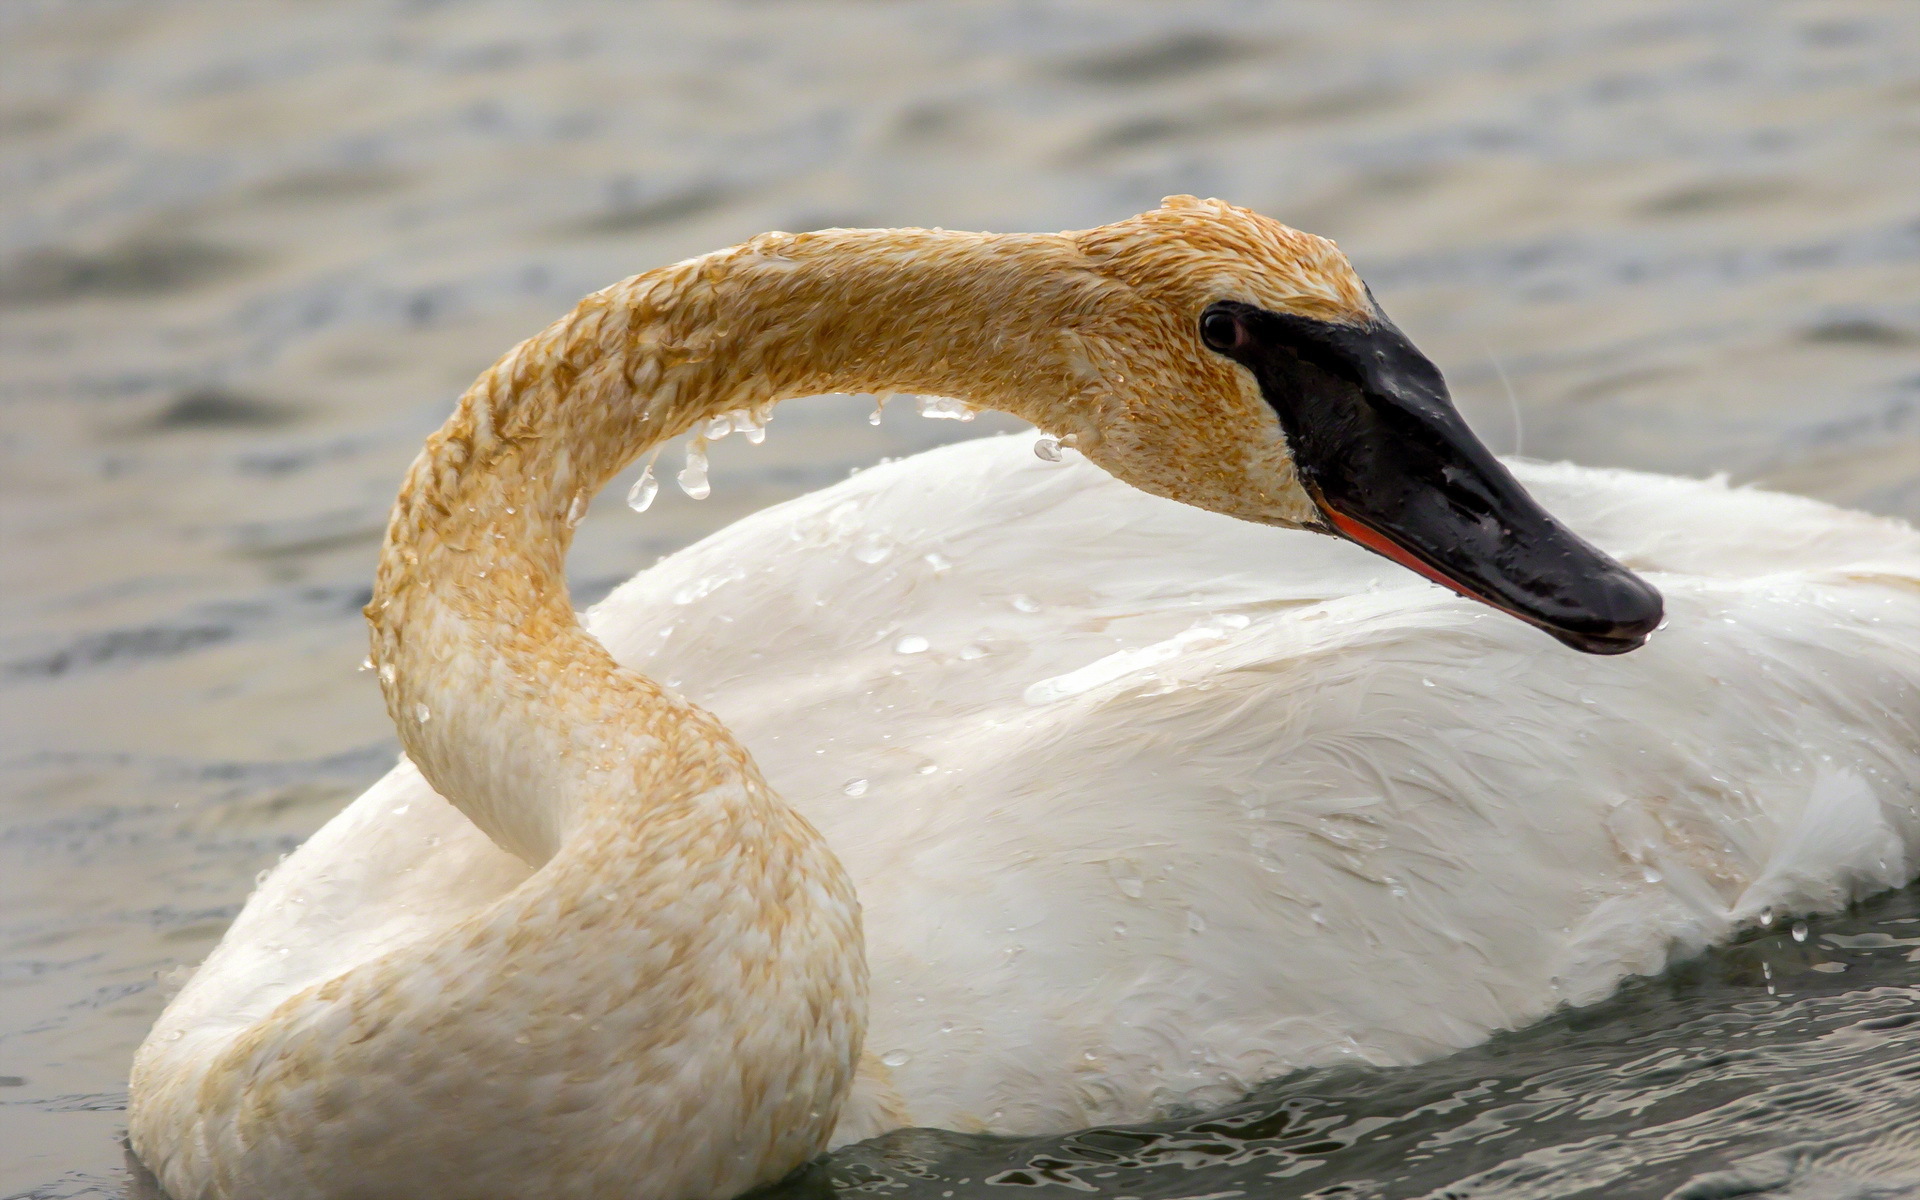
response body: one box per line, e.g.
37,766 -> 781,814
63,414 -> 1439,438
369,227 -> 1103,861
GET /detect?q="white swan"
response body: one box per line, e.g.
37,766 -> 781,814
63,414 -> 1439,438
130,197 -> 1920,1200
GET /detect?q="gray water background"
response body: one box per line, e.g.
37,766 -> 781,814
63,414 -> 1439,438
5,2 -> 1920,1196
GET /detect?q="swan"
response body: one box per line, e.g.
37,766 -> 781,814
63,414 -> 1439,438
129,196 -> 1920,1200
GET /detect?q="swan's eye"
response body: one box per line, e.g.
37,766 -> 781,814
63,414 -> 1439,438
1199,308 -> 1245,354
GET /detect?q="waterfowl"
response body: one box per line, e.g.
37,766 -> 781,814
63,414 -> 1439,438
130,197 -> 1920,1200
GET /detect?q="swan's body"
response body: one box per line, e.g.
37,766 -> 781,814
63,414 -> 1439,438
130,199 -> 1919,1199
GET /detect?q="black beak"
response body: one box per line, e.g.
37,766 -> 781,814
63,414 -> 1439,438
1201,298 -> 1663,654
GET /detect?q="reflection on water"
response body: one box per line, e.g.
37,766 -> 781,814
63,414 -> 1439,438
5,1 -> 1920,1196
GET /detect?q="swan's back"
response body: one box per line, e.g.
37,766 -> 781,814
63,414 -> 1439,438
593,436 -> 1920,1128
157,434 -> 1920,1140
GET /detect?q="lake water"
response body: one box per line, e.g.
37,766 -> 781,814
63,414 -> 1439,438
5,2 -> 1920,1196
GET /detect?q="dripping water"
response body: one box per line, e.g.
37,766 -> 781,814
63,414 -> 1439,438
677,439 -> 711,500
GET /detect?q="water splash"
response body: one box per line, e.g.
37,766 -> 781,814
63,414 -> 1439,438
677,439 -> 710,500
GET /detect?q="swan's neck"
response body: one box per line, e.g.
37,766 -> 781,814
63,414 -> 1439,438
370,226 -> 1096,861
353,229 -> 1102,1185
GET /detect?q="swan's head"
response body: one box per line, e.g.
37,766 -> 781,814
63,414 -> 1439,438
1063,196 -> 1662,654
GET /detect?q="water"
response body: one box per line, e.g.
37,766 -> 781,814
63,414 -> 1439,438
769,886 -> 1920,1200
678,439 -> 713,500
920,396 -> 979,422
5,1 -> 1920,1196
627,464 -> 659,513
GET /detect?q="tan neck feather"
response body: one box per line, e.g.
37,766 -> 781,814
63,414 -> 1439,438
368,226 -> 1111,862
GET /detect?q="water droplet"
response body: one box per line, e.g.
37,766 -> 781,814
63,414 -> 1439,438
1640,863 -> 1664,884
566,493 -> 588,527
677,441 -> 710,499
1792,921 -> 1809,942
959,644 -> 987,660
843,778 -> 869,797
379,663 -> 396,685
881,1049 -> 911,1067
1188,911 -> 1207,932
626,467 -> 658,513
729,408 -> 767,444
916,762 -> 938,775
1113,921 -> 1127,937
1760,911 -> 1775,927
869,393 -> 893,425
1010,594 -> 1041,613
704,414 -> 733,440
916,395 -> 975,421
853,535 -> 892,564
895,635 -> 929,654
359,657 -> 374,672
924,552 -> 952,572
1033,435 -> 1062,462
414,703 -> 431,723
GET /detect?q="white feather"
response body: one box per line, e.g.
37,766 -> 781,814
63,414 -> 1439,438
153,435 -> 1920,1144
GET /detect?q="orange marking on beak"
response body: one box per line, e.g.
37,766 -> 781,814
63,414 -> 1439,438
1324,508 -> 1534,627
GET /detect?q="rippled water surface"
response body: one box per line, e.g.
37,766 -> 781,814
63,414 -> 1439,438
6,2 -> 1920,1196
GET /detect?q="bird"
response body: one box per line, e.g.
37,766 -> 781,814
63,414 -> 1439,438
129,196 -> 1920,1200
